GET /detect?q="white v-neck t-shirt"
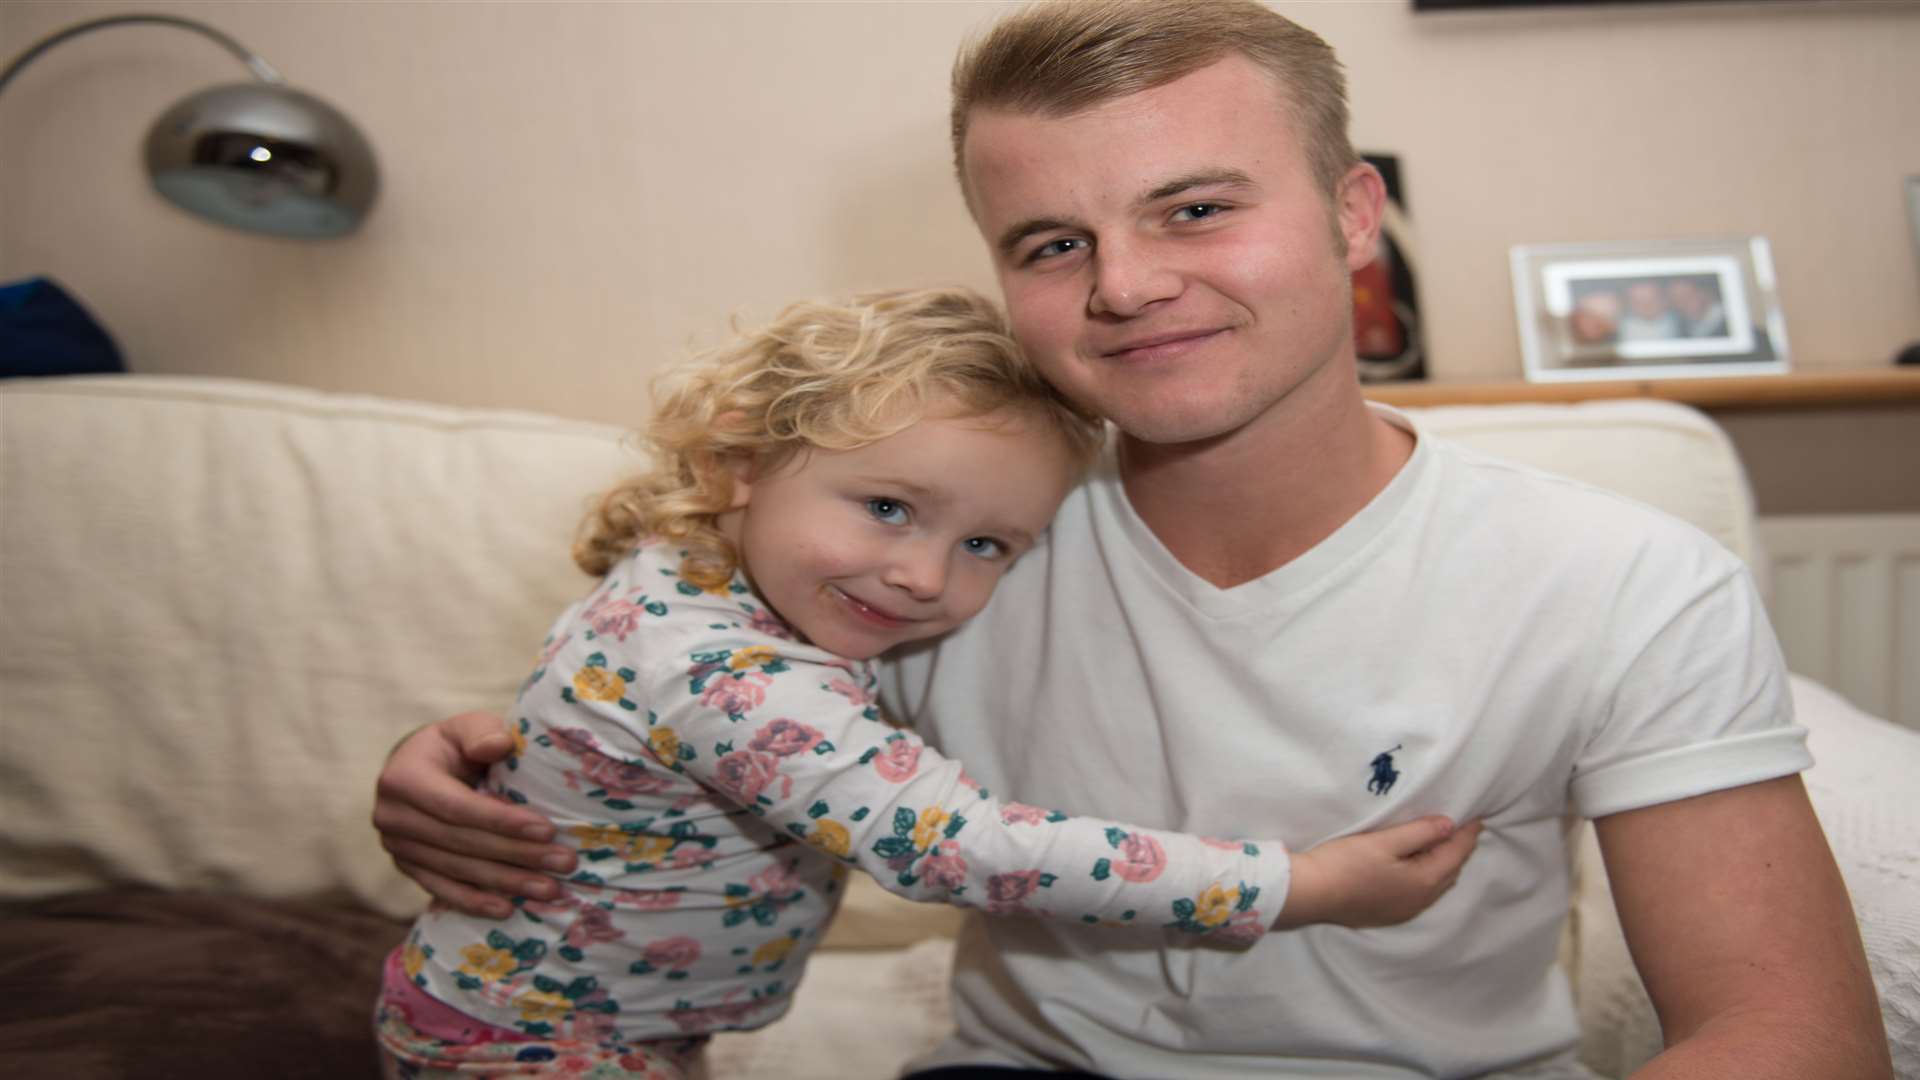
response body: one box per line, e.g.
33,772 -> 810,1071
882,407 -> 1808,1078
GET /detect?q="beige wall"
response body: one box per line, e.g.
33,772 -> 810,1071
3,0 -> 1918,428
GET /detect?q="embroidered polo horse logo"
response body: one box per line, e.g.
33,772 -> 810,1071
1368,744 -> 1403,796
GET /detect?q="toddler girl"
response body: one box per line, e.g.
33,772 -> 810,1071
375,287 -> 1469,1079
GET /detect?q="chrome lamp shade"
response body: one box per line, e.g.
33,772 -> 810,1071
145,82 -> 379,238
2,13 -> 379,239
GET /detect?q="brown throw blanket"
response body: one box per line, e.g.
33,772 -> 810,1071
0,890 -> 410,1078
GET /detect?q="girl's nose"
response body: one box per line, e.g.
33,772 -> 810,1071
882,543 -> 947,600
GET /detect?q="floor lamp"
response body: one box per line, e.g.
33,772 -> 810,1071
0,12 -> 379,238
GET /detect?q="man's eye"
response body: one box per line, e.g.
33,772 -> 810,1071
865,498 -> 909,525
1025,237 -> 1086,264
1171,203 -> 1224,222
961,536 -> 1006,559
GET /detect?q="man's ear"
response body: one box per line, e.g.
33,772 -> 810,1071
1335,161 -> 1388,272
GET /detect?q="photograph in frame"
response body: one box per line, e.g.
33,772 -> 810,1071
1510,237 -> 1789,382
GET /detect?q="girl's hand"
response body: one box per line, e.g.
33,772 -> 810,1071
1272,816 -> 1483,930
370,711 -> 577,918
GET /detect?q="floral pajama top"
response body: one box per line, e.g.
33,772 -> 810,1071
402,540 -> 1291,1046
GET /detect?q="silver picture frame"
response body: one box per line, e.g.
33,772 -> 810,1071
1509,236 -> 1790,383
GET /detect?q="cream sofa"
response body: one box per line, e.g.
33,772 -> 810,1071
1,375 -> 1914,1078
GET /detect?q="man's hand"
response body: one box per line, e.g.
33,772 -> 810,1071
1273,815 -> 1482,930
371,711 -> 577,918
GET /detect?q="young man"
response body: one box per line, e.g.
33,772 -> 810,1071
374,3 -> 1888,1076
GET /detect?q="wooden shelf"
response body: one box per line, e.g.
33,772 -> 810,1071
1365,368 -> 1920,410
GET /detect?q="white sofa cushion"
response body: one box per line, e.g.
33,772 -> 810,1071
0,376 -> 632,917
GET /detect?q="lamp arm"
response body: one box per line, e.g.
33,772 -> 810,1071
0,12 -> 284,101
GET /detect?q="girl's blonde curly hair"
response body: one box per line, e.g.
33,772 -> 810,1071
573,286 -> 1104,578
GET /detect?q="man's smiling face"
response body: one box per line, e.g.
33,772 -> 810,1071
961,55 -> 1382,449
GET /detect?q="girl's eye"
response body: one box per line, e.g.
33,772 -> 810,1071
1171,202 -> 1224,222
961,536 -> 1006,560
865,498 -> 909,525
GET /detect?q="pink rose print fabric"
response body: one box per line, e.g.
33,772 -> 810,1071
399,541 -> 1289,1062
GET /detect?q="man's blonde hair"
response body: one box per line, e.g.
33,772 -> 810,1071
574,286 -> 1103,578
950,0 -> 1358,204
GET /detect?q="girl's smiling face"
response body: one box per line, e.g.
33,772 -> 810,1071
718,405 -> 1081,660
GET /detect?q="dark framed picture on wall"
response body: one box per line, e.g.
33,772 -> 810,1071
1509,236 -> 1789,382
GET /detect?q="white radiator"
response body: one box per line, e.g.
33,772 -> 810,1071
1760,513 -> 1920,732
